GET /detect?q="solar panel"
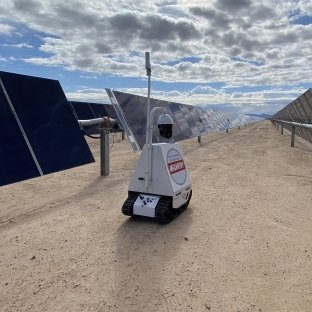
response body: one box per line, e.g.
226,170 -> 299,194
69,101 -> 95,120
0,85 -> 40,185
106,89 -> 260,151
216,111 -> 228,130
169,102 -> 194,139
194,106 -> 213,132
137,95 -> 180,143
0,71 -> 94,186
272,89 -> 312,144
177,105 -> 198,137
103,104 -> 118,120
89,103 -> 109,118
105,89 -> 140,151
187,105 -> 207,135
113,90 -> 190,145
69,101 -> 111,135
113,91 -> 147,148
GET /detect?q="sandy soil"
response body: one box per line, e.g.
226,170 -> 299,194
1,120 -> 312,312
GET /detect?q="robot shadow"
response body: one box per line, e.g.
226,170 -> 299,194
113,207 -> 193,311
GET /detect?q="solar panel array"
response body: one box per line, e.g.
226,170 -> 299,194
106,89 -> 260,151
272,89 -> 312,144
0,69 -> 263,187
0,71 -> 95,187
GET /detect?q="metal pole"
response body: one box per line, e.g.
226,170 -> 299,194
100,128 -> 110,175
273,119 -> 312,129
226,129 -> 228,133
145,52 -> 151,192
122,131 -> 125,140
281,122 -> 283,135
198,136 -> 201,143
291,125 -> 295,147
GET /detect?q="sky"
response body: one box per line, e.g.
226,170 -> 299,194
0,0 -> 312,115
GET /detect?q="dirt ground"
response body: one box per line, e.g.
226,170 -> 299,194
1,120 -> 312,312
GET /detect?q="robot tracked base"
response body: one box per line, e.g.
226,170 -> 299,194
122,190 -> 192,223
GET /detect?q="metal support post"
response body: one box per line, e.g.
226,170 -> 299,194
145,51 -> 152,192
198,136 -> 201,143
121,131 -> 125,140
281,123 -> 283,135
291,125 -> 295,147
226,129 -> 228,133
100,128 -> 110,175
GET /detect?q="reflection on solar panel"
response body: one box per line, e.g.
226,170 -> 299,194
105,88 -> 140,151
272,89 -> 312,144
106,89 -> 259,151
0,71 -> 95,187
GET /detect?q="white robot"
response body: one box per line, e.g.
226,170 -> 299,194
121,53 -> 192,223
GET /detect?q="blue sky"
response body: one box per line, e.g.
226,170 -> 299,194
1,0 -> 312,114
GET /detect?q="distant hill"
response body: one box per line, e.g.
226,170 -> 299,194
246,113 -> 272,119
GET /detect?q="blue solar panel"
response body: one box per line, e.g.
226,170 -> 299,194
91,103 -> 124,132
69,101 -> 95,120
69,101 -> 122,135
103,104 -> 118,120
89,103 -> 109,118
0,71 -> 94,186
0,86 -> 40,186
70,101 -> 103,135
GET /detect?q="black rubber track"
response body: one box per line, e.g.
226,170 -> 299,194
122,190 -> 192,223
155,197 -> 173,223
155,190 -> 192,223
121,192 -> 137,216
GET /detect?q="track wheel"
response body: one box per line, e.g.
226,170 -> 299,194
121,192 -> 137,216
155,197 -> 173,223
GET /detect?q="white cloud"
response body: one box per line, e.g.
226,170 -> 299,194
0,23 -> 14,36
0,0 -> 311,113
2,43 -> 33,48
66,88 -> 110,103
64,84 -> 307,115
